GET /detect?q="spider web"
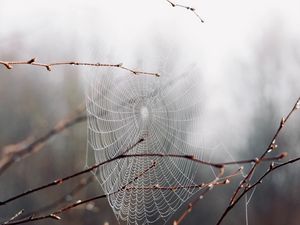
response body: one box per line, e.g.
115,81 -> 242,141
85,67 -> 212,224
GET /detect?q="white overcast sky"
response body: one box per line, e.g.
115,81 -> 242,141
1,0 -> 299,152
1,0 -> 300,68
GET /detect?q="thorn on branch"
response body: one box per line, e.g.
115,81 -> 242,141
27,58 -> 35,64
46,65 -> 51,71
3,62 -> 13,69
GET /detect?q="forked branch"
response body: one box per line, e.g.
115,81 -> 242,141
216,97 -> 300,225
0,145 -> 287,207
2,161 -> 157,225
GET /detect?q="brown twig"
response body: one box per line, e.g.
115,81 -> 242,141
2,161 -> 157,225
0,139 -> 145,206
1,165 -> 240,225
21,175 -> 94,218
166,0 -> 204,22
173,164 -> 241,225
216,97 -> 300,225
121,152 -> 287,167
216,157 -> 300,225
0,104 -> 86,175
0,58 -> 160,77
0,148 -> 287,206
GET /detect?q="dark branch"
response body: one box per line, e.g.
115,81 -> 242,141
216,97 -> 300,225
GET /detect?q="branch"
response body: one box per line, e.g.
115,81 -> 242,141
216,97 -> 300,225
166,0 -> 204,22
3,210 -> 24,225
0,139 -> 145,206
1,164 -> 241,225
2,161 -> 157,225
0,58 -> 160,77
216,157 -> 300,225
21,175 -> 94,218
0,147 -> 286,207
173,165 -> 243,225
0,104 -> 86,175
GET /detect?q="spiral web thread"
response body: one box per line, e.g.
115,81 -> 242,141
85,68 -> 212,224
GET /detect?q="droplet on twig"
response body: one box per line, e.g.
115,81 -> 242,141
295,101 -> 300,109
86,202 -> 95,211
224,179 -> 230,184
49,214 -> 61,220
280,117 -> 285,127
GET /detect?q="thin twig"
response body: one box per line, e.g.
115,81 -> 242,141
216,157 -> 300,225
0,104 -> 86,175
166,0 -> 204,22
221,152 -> 288,165
0,139 -> 145,206
0,149 -> 286,206
2,161 -> 157,225
0,58 -> 160,77
122,152 -> 287,167
230,97 -> 300,204
3,168 -> 236,225
216,97 -> 300,225
3,210 -> 24,224
173,164 -> 236,225
21,175 -> 94,218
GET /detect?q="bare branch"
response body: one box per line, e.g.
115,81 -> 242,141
0,146 -> 286,206
21,175 -> 94,218
0,139 -> 145,206
1,165 -> 240,225
173,164 -> 243,224
0,104 -> 86,175
216,97 -> 300,225
2,161 -> 157,225
3,210 -> 24,225
216,157 -> 300,225
166,0 -> 204,22
0,58 -> 160,77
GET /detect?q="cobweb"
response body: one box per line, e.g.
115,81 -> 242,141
85,67 -> 211,224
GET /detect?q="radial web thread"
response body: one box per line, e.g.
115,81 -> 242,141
85,69 -> 210,225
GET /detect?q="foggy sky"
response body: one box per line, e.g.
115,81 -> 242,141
1,0 -> 299,155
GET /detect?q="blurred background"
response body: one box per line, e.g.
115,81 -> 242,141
0,0 -> 299,224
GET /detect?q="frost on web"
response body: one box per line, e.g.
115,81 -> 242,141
85,68 -> 207,224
